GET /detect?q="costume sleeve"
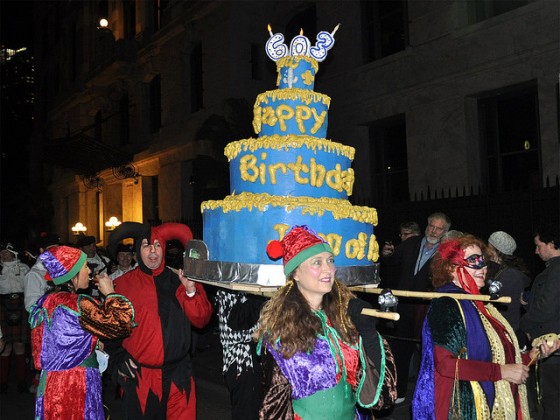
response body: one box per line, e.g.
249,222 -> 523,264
228,294 -> 266,331
176,282 -> 213,328
433,345 -> 501,381
348,298 -> 381,369
259,349 -> 294,420
78,293 -> 136,340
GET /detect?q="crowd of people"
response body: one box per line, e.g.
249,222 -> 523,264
0,217 -> 558,419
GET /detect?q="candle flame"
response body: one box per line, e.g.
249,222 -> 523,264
300,28 -> 303,35
267,24 -> 273,37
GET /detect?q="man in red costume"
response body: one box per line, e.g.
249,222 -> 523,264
106,222 -> 213,419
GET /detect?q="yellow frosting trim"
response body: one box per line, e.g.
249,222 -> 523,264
254,89 -> 330,107
224,135 -> 355,161
276,55 -> 319,73
201,192 -> 378,226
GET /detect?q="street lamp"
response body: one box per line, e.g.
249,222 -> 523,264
71,222 -> 87,235
105,216 -> 122,231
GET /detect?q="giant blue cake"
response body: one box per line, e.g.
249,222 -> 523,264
197,27 -> 379,286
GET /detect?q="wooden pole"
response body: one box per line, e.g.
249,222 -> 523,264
348,285 -> 512,303
361,308 -> 400,321
180,272 -> 401,319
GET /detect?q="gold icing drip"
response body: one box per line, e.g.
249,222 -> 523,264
224,135 -> 355,161
276,55 -> 319,73
254,89 -> 331,107
201,192 -> 378,225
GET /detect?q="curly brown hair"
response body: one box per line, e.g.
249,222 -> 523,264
254,277 -> 359,358
431,234 -> 487,288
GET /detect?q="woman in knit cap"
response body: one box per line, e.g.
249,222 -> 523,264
29,245 -> 136,420
255,225 -> 392,420
412,235 -> 559,419
486,231 -> 531,345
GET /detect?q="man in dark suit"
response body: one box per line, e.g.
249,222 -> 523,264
520,223 -> 560,419
380,212 -> 451,403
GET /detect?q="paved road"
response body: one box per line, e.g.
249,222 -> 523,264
0,330 -> 414,419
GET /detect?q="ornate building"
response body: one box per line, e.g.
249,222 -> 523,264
32,1 -> 558,248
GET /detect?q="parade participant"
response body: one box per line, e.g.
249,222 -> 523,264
380,212 -> 451,403
255,225 -> 389,419
29,245 -> 135,419
110,243 -> 135,281
0,244 -> 30,393
486,230 -> 531,345
412,235 -> 560,419
106,222 -> 213,419
216,290 -> 264,420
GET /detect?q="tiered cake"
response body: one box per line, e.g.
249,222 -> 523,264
198,26 -> 379,285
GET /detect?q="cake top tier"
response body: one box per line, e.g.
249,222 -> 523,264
266,24 -> 339,91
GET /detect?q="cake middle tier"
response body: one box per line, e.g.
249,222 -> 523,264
253,89 -> 331,138
225,135 -> 355,199
202,192 -> 379,268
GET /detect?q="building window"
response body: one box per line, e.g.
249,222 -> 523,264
370,114 -> 409,204
361,0 -> 408,62
467,0 -> 528,24
479,82 -> 540,192
153,0 -> 170,31
190,43 -> 203,112
124,0 -> 136,39
149,75 -> 161,133
119,93 -> 129,145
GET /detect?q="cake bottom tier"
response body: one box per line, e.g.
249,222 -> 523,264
201,193 -> 379,269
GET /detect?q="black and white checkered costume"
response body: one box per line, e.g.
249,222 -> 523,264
215,290 -> 258,375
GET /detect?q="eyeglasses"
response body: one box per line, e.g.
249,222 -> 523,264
463,254 -> 486,269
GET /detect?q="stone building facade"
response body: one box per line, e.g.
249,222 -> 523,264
32,0 -> 559,245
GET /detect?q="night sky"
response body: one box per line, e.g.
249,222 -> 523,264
1,1 -> 33,49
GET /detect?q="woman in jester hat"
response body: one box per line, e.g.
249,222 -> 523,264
255,225 -> 392,420
29,245 -> 136,420
412,235 -> 560,419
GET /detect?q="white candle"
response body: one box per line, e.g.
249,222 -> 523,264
290,28 -> 310,56
310,25 -> 339,62
265,26 -> 288,61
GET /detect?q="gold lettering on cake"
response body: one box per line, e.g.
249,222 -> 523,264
295,106 -> 312,134
326,164 -> 343,192
238,153 -> 355,195
368,235 -> 379,262
258,103 -> 327,134
345,232 -> 368,260
239,155 -> 259,182
276,105 -> 294,132
310,109 -> 327,135
268,162 -> 287,184
309,158 -> 326,187
324,233 -> 342,256
287,155 -> 309,184
273,224 -> 290,240
259,152 -> 267,184
261,107 -> 278,129
341,169 -> 355,197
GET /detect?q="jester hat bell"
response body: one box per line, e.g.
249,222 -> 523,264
266,225 -> 333,276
